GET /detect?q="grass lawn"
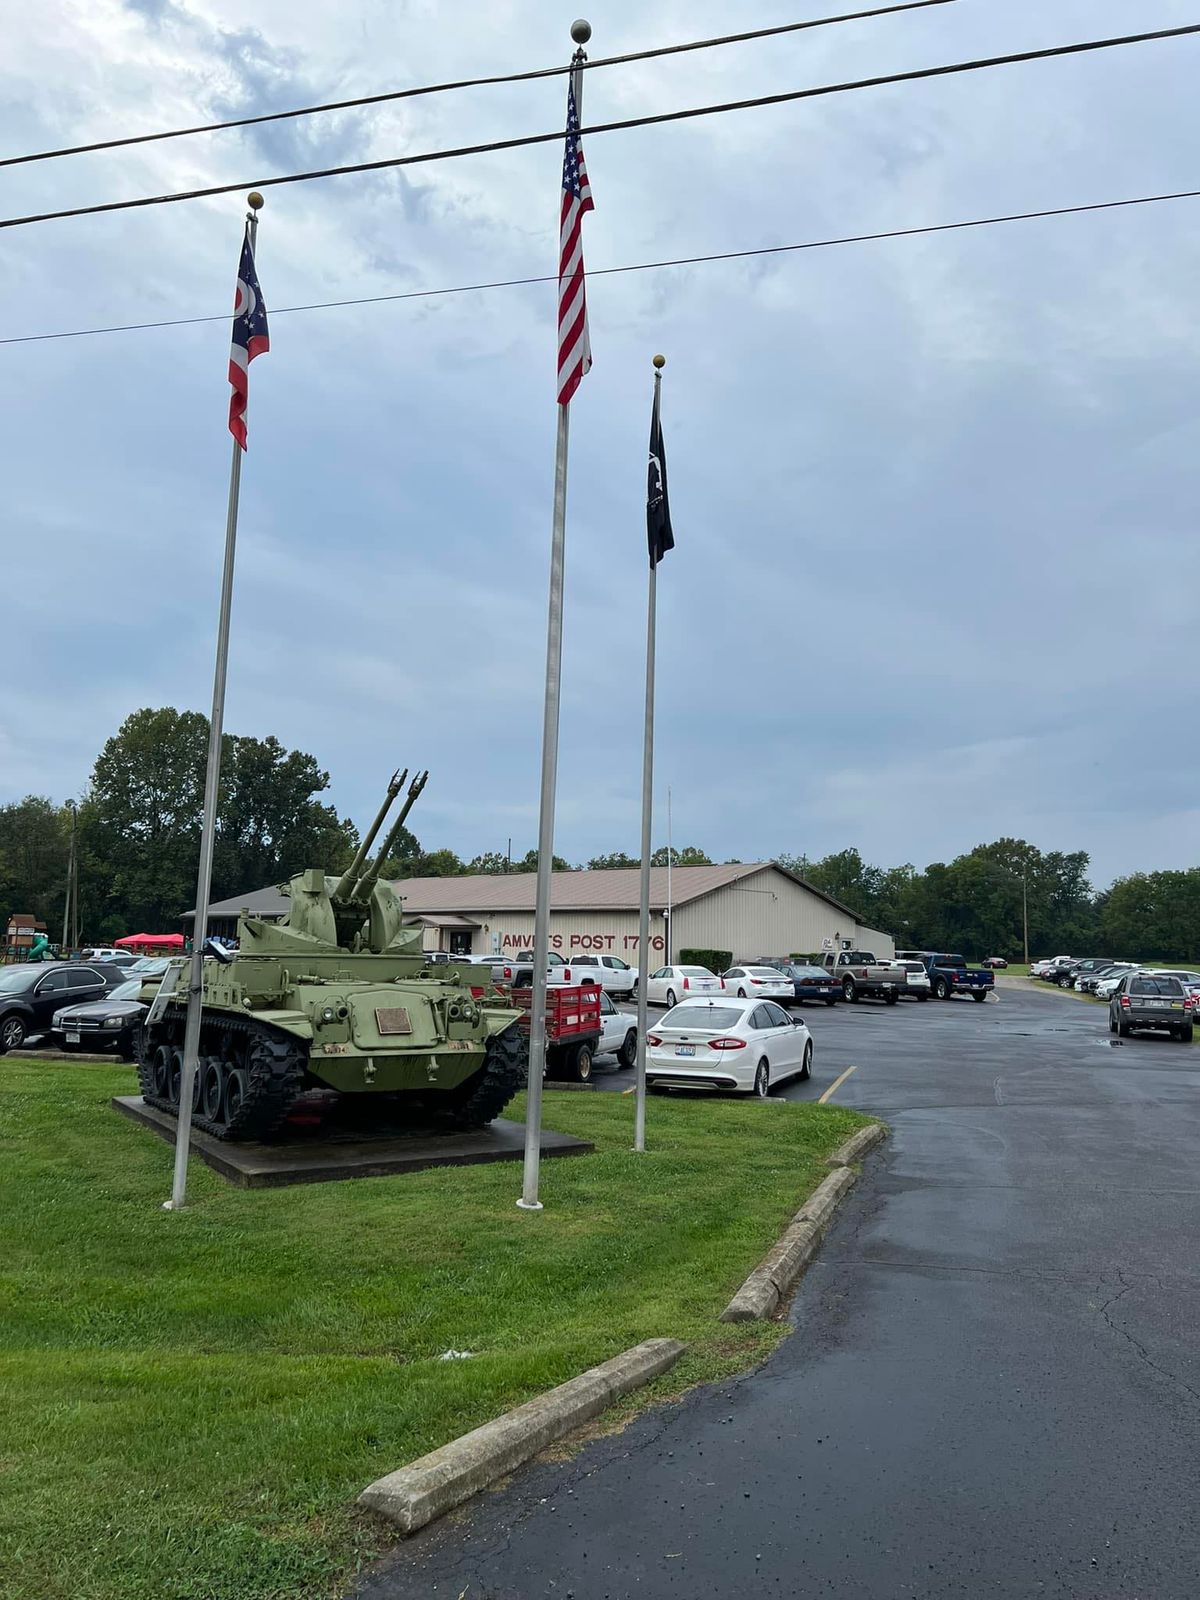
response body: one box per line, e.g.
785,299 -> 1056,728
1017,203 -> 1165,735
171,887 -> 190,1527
0,1059 -> 869,1600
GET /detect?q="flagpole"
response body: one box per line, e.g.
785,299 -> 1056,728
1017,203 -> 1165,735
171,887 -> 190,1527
519,21 -> 592,1212
165,191 -> 264,1212
634,354 -> 665,1155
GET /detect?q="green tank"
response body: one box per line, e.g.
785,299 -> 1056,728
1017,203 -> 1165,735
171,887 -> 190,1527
136,769 -> 527,1141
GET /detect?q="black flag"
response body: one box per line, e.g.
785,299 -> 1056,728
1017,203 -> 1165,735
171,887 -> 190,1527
647,380 -> 674,567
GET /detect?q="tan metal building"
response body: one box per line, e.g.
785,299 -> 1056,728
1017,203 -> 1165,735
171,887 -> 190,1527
191,863 -> 893,964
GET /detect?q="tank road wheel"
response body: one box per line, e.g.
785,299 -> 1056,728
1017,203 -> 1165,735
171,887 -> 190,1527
442,1024 -> 529,1130
223,1067 -> 249,1126
201,1058 -> 225,1124
138,1009 -> 308,1142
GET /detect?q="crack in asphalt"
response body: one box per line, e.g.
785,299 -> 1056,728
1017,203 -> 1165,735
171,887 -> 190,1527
1095,1270 -> 1200,1409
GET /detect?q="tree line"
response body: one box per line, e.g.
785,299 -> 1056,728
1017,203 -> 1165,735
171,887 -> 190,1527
2,707 -> 1197,960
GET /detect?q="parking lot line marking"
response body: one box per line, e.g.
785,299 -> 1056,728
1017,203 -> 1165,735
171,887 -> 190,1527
819,1065 -> 857,1104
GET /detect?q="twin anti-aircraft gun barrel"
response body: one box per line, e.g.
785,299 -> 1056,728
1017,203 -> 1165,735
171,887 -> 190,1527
333,768 -> 428,904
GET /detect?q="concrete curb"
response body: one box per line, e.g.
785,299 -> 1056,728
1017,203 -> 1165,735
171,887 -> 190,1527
826,1121 -> 889,1168
359,1337 -> 686,1535
720,1125 -> 889,1323
18,1048 -> 124,1065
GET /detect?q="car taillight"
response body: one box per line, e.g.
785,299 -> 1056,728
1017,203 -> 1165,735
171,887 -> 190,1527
470,986 -> 484,998
503,966 -> 512,980
683,977 -> 690,990
647,1033 -> 662,1047
951,972 -> 959,982
1185,998 -> 1195,1011
708,1037 -> 748,1050
1120,995 -> 1131,1008
563,968 -> 572,981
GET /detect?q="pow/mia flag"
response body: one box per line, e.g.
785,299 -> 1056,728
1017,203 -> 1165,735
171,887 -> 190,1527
647,377 -> 674,568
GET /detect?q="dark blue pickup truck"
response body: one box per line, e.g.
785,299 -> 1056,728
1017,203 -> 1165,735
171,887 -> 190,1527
911,951 -> 994,1002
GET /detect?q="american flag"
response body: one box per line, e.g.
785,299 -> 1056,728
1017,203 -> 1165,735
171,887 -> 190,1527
557,76 -> 594,407
228,226 -> 270,450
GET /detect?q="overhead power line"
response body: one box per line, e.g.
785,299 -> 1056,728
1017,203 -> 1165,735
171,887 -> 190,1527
1,1 -> 959,171
4,184 -> 1197,349
3,22 -> 1197,232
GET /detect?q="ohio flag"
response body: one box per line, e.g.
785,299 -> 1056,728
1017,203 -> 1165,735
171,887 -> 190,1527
228,227 -> 269,449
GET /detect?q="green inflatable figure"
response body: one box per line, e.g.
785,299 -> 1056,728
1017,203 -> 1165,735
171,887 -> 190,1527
27,933 -> 50,961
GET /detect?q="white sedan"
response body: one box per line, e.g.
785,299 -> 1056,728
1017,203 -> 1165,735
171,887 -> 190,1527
720,965 -> 795,1002
644,964 -> 721,1007
647,997 -> 812,1096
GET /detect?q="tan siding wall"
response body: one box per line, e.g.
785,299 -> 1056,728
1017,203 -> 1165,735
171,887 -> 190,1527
673,870 -> 864,963
444,909 -> 666,965
856,925 -> 896,960
417,868 -> 892,969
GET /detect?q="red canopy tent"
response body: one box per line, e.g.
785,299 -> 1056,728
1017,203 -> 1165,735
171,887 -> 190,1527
114,932 -> 185,951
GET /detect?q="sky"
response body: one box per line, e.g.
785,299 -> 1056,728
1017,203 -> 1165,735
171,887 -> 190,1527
2,0 -> 1199,890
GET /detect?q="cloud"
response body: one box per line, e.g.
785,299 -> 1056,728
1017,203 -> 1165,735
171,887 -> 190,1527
2,0 -> 1200,891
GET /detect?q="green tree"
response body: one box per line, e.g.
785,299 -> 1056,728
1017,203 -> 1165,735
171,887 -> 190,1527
0,796 -> 70,939
465,851 -> 513,874
397,849 -> 466,879
587,852 -> 639,870
651,844 -> 711,867
512,848 -> 573,873
80,708 -> 357,931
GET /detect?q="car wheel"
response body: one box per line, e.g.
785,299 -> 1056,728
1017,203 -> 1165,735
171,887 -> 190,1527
799,1041 -> 813,1082
753,1058 -> 770,1098
737,988 -> 747,998
972,991 -> 987,1003
936,978 -> 950,1000
918,993 -> 929,1002
568,1042 -> 593,1082
1182,1024 -> 1195,1043
0,1015 -> 27,1054
617,1030 -> 637,1069
1117,1018 -> 1131,1038
1059,976 -> 1071,988
666,989 -> 677,1009
885,990 -> 898,1006
842,978 -> 856,1002
1109,1013 -> 1117,1034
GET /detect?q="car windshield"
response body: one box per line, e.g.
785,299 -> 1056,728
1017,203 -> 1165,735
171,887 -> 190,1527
794,967 -> 826,978
661,1004 -> 744,1030
679,966 -> 714,977
108,980 -> 144,1002
936,955 -> 966,966
899,962 -> 926,972
1130,977 -> 1185,996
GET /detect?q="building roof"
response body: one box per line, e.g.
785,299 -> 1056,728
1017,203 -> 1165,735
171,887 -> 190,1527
187,862 -> 861,923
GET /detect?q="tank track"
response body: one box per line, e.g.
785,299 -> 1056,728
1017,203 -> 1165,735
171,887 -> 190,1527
441,1023 -> 528,1130
136,1006 -> 308,1142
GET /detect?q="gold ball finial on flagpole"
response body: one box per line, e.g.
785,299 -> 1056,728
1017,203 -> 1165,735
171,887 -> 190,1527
247,191 -> 265,211
653,354 -> 666,369
571,18 -> 592,44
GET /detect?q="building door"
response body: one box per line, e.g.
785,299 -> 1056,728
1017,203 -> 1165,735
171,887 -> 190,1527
448,930 -> 472,955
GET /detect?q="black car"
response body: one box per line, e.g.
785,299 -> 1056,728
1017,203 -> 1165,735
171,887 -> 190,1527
1110,973 -> 1194,1041
51,976 -> 151,1058
0,961 -> 128,1054
756,959 -> 840,1006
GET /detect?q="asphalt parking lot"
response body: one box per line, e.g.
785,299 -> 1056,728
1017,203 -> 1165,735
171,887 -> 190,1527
358,979 -> 1200,1599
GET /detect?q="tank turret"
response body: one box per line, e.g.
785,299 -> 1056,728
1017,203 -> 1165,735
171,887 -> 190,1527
136,768 -> 526,1141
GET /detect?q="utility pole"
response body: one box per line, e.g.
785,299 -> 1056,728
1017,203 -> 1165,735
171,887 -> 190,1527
62,801 -> 78,952
1022,864 -> 1029,966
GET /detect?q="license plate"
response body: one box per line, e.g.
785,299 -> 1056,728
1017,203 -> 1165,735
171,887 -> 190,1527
675,1045 -> 696,1057
1144,1000 -> 1167,1009
66,1031 -> 80,1043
